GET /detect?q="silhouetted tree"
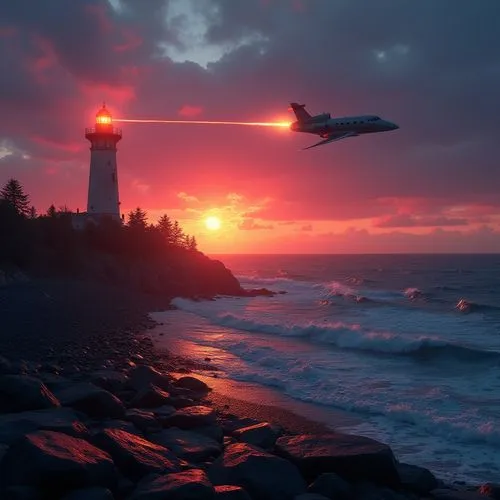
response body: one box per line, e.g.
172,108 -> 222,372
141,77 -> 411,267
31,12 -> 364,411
186,235 -> 198,251
128,207 -> 148,229
0,178 -> 30,217
29,206 -> 37,219
47,204 -> 57,218
157,214 -> 173,241
171,220 -> 184,246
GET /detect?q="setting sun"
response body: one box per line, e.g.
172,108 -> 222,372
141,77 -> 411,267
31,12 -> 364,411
205,215 -> 221,231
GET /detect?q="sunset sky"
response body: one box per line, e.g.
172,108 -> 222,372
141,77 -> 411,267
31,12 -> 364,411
1,0 -> 500,254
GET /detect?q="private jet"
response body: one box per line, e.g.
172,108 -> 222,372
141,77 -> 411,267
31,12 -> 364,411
289,102 -> 399,149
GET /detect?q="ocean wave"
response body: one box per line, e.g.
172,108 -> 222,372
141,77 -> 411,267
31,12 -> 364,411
171,298 -> 500,363
455,298 -> 500,314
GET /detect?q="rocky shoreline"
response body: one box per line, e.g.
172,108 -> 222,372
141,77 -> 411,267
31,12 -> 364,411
0,280 -> 498,499
0,342 -> 499,500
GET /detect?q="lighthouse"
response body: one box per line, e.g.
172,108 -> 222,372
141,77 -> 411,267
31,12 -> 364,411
85,104 -> 122,221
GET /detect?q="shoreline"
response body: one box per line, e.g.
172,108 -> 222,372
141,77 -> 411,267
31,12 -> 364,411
0,279 -> 496,497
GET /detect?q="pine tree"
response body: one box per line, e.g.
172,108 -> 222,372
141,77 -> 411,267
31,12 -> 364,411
187,235 -> 198,251
157,214 -> 173,241
171,220 -> 184,247
47,204 -> 57,217
0,178 -> 31,217
128,207 -> 148,229
29,206 -> 37,219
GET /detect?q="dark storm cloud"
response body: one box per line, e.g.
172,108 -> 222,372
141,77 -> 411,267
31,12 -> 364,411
1,0 -> 500,229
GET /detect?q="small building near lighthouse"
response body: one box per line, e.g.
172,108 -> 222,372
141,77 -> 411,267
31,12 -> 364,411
72,104 -> 124,229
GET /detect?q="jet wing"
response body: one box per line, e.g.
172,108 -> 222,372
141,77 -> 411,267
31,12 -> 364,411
303,131 -> 358,150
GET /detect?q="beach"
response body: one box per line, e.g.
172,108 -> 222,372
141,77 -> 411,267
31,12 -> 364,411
0,276 -> 498,498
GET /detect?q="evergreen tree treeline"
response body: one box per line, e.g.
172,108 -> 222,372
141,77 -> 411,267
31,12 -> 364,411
0,178 -> 198,272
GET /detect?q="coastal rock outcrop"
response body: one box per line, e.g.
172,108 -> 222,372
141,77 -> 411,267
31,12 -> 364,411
0,375 -> 60,413
209,442 -> 307,500
92,428 -> 181,480
0,430 -> 117,494
275,433 -> 400,487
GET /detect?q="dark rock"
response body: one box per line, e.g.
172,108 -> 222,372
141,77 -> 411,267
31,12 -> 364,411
397,463 -> 438,495
93,427 -> 181,480
479,484 -> 500,500
308,472 -> 352,499
149,427 -> 222,462
165,406 -> 217,429
91,370 -> 129,393
54,382 -> 125,419
221,416 -> 261,435
170,395 -> 196,409
275,433 -> 400,487
61,487 -> 114,500
125,409 -> 161,432
130,385 -> 172,409
2,486 -> 41,500
431,489 -> 490,500
128,365 -> 171,392
0,408 -> 87,445
152,404 -> 176,424
90,419 -> 141,436
0,430 -> 117,494
194,425 -> 224,443
130,469 -> 215,499
173,376 -> 211,394
208,442 -> 307,500
232,422 -> 280,449
0,375 -> 60,413
215,485 -> 252,499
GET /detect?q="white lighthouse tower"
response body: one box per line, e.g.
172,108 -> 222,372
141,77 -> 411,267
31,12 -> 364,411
85,104 -> 122,221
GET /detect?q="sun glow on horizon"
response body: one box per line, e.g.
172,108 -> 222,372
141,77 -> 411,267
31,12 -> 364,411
205,215 -> 222,231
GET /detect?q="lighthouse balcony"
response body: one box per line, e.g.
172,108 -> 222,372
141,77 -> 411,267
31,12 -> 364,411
85,127 -> 122,137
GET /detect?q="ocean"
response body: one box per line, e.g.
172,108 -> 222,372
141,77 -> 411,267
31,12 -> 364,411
150,254 -> 500,484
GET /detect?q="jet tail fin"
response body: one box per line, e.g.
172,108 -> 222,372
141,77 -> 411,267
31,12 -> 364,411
289,102 -> 311,123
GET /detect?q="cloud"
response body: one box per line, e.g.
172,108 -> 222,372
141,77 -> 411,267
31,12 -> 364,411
238,218 -> 274,230
1,0 -> 500,252
375,214 -> 468,228
177,191 -> 199,203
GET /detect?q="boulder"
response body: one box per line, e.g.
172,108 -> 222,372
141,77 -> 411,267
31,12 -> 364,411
169,395 -> 196,409
308,472 -> 352,499
215,485 -> 252,499
128,365 -> 171,392
396,463 -> 438,495
431,489 -> 491,500
275,433 -> 400,487
232,422 -> 280,449
54,382 -> 125,419
91,370 -> 129,393
93,427 -> 181,480
149,427 -> 222,462
130,469 -> 215,500
130,385 -> 172,409
479,484 -> 500,500
61,487 -> 114,500
131,469 -> 216,499
125,409 -> 161,432
0,408 -> 87,445
0,430 -> 117,494
164,406 -> 217,429
209,442 -> 307,500
173,376 -> 211,394
193,425 -> 224,443
0,375 -> 60,413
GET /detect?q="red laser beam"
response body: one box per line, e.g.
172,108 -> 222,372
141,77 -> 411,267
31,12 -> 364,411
114,118 -> 292,128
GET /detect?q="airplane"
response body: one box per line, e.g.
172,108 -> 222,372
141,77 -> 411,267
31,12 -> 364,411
289,102 -> 399,150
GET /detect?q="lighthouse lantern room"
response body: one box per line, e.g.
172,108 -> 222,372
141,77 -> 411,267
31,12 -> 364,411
85,104 -> 122,220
